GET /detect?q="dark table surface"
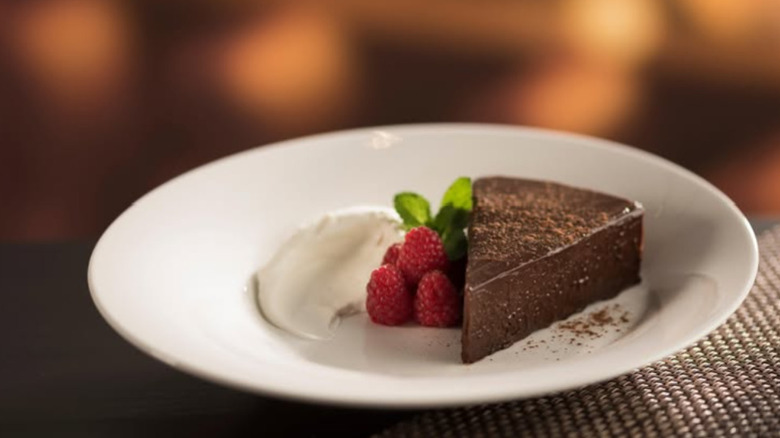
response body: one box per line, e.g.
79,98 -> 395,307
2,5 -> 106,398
2,219 -> 775,437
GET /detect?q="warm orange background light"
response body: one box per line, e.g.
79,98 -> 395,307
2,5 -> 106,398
220,8 -> 358,135
1,1 -> 780,239
559,0 -> 665,66
511,59 -> 640,136
10,0 -> 134,116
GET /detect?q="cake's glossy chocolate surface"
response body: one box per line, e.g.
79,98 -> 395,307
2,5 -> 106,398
462,177 -> 643,363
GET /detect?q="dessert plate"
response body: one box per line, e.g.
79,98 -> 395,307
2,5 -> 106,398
88,124 -> 758,408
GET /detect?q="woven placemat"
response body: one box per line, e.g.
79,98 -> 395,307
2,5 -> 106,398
379,227 -> 780,437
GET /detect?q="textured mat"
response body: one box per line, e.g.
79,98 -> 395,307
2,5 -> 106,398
379,227 -> 780,437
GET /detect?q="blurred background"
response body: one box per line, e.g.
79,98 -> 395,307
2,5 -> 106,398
1,0 -> 779,241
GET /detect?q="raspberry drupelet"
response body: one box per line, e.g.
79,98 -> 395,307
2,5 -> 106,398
397,227 -> 449,286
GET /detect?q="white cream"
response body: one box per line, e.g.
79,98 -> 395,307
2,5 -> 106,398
257,207 -> 403,340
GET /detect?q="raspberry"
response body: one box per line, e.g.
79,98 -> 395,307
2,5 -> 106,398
366,264 -> 413,325
381,243 -> 402,266
397,227 -> 449,286
414,270 -> 461,327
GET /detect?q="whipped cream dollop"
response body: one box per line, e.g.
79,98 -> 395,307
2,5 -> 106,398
257,207 -> 403,340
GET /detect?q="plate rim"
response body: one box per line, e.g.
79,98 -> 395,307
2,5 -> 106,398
88,123 -> 759,408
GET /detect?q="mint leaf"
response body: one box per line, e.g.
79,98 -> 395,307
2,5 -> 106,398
440,177 -> 472,211
431,177 -> 473,260
432,205 -> 470,234
442,227 -> 468,260
433,177 -> 472,250
393,177 -> 472,260
394,192 -> 431,230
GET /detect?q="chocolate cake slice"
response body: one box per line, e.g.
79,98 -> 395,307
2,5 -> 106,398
462,177 -> 643,363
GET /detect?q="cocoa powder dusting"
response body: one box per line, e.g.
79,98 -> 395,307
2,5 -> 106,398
468,177 -> 638,262
555,304 -> 631,340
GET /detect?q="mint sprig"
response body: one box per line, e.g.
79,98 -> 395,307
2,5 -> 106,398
393,192 -> 431,230
393,177 -> 472,260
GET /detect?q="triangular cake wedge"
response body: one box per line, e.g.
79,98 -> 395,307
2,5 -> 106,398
462,177 -> 644,363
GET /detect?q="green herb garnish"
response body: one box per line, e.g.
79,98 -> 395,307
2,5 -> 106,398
393,177 -> 472,260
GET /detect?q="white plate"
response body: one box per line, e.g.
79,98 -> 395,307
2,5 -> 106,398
88,124 -> 758,408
